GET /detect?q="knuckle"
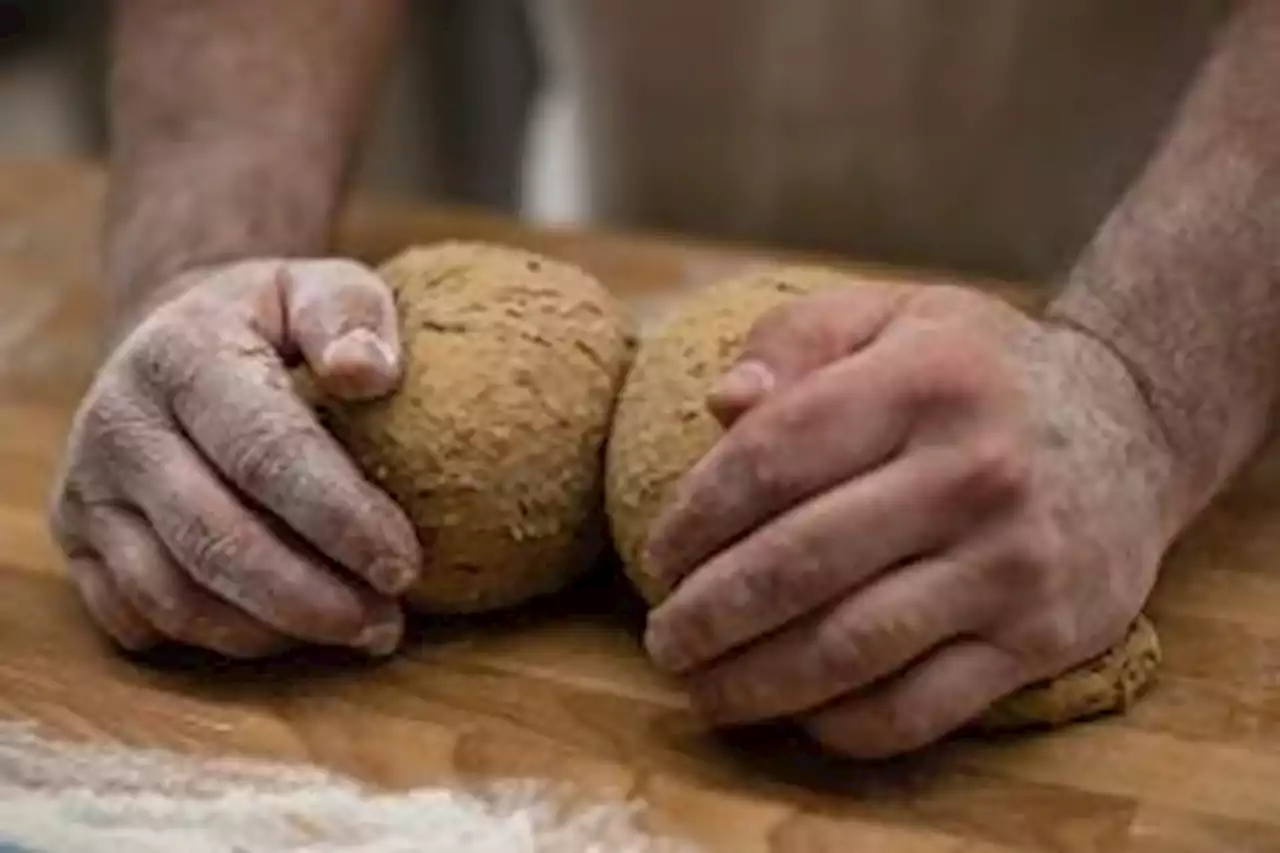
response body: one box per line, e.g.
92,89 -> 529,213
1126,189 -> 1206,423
742,532 -> 827,614
987,518 -> 1064,599
67,387 -> 166,490
765,391 -> 818,436
1015,608 -> 1084,666
1003,517 -> 1064,591
733,562 -> 790,617
745,300 -> 805,348
746,294 -> 857,365
220,414 -> 297,498
903,330 -> 992,411
813,618 -> 875,682
816,606 -> 923,682
78,381 -> 142,442
730,424 -> 800,505
122,311 -> 197,390
957,437 -> 1030,505
295,259 -> 391,316
166,513 -> 248,593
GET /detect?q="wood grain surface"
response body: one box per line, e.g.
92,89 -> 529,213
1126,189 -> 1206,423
1,159 -> 1278,852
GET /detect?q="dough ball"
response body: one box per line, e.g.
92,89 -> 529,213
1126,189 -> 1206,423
604,265 -> 1161,730
606,265 -> 852,602
318,241 -> 636,613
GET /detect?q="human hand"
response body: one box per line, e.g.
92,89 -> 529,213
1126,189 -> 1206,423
50,259 -> 422,659
642,282 -> 1181,758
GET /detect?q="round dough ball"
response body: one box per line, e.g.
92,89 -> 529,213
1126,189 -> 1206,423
605,266 -> 1161,730
318,241 -> 636,614
606,265 -> 853,602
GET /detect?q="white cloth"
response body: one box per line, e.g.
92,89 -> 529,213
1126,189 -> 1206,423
524,0 -> 1233,279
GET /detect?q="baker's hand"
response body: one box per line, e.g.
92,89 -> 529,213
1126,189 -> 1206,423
50,259 -> 422,659
643,283 -> 1180,758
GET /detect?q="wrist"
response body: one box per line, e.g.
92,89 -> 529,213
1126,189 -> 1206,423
105,141 -> 342,291
102,264 -> 223,351
104,164 -> 340,346
1039,315 -> 1201,546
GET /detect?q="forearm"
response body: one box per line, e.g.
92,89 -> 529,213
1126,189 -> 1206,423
1047,0 -> 1280,525
104,0 -> 405,329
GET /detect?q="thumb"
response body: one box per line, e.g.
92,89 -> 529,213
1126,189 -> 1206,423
707,281 -> 907,426
279,259 -> 404,401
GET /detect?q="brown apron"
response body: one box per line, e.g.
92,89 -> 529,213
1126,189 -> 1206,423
532,0 -> 1233,281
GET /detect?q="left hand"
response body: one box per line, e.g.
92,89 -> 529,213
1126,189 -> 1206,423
643,282 -> 1183,758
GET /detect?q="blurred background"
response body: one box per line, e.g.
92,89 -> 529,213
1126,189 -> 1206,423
0,0 -> 1230,281
0,0 -> 561,216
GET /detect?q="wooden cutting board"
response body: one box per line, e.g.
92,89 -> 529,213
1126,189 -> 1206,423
1,158 -> 1278,852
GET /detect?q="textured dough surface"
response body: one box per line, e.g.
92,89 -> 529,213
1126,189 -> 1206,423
606,266 -> 854,602
318,242 -> 636,613
970,613 -> 1161,732
605,267 -> 1161,731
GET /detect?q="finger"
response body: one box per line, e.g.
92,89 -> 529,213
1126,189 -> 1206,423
802,640 -> 1023,759
645,441 -> 1017,674
706,283 -> 907,424
705,361 -> 776,428
86,503 -> 296,659
273,260 -> 403,401
146,319 -> 421,596
132,435 -> 405,655
684,554 -> 1000,725
64,554 -> 163,653
647,336 -> 921,589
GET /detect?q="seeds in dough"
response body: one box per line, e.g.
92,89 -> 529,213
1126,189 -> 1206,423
317,242 -> 636,614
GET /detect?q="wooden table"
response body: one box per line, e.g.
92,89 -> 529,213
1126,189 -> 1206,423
2,158 -> 1279,852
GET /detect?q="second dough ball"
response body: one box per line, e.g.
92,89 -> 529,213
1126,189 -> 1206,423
319,242 -> 635,614
606,266 -> 853,602
605,266 -> 1162,732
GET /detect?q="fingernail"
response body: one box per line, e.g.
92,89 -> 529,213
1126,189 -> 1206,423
357,622 -> 402,657
711,361 -> 775,405
371,557 -> 417,596
323,329 -> 398,378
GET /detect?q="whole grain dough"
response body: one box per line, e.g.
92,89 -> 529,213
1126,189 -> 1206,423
316,242 -> 636,614
605,266 -> 1161,731
970,613 -> 1161,732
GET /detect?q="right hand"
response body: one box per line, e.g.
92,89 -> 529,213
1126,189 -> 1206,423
49,259 -> 423,659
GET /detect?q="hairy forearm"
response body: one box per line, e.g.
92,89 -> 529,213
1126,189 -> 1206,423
1048,0 -> 1280,524
104,0 -> 405,327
